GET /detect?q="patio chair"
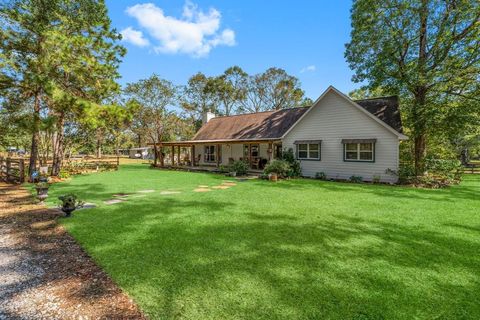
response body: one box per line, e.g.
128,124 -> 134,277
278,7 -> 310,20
194,154 -> 201,166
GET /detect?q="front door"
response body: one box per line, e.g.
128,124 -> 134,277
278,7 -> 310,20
243,144 -> 260,169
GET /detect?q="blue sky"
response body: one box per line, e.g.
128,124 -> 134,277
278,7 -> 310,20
106,0 -> 358,100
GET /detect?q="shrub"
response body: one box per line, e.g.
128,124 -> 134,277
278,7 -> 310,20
281,148 -> 302,177
372,175 -> 381,184
230,160 -> 248,176
58,193 -> 84,209
390,158 -> 462,187
349,175 -> 363,183
264,160 -> 291,178
315,172 -> 326,180
58,169 -> 71,179
425,158 -> 462,179
218,165 -> 229,173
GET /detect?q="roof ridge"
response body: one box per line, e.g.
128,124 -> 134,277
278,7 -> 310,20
354,95 -> 398,102
209,106 -> 310,120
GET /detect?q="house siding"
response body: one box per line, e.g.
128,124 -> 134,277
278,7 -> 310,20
282,90 -> 400,183
194,143 -> 270,166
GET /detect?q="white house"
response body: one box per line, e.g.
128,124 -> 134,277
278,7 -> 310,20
153,86 -> 407,183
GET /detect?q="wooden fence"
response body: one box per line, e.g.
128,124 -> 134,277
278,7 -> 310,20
0,157 -> 25,183
62,156 -> 120,174
463,163 -> 480,174
0,156 -> 119,183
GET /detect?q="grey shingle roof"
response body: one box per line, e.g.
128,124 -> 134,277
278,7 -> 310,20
192,95 -> 403,141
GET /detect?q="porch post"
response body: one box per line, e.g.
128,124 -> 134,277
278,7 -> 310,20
171,146 -> 174,166
268,142 -> 273,162
160,145 -> 164,167
191,145 -> 195,166
216,144 -> 220,167
249,143 -> 252,167
177,146 -> 181,166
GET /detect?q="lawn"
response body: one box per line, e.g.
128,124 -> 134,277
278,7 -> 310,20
45,164 -> 480,319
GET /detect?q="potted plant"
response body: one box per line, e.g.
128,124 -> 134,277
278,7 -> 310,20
263,160 -> 290,182
58,194 -> 84,217
230,160 -> 248,177
269,173 -> 278,182
35,182 -> 50,203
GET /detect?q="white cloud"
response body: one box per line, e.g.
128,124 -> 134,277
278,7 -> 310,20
125,1 -> 236,57
121,27 -> 150,47
300,65 -> 316,73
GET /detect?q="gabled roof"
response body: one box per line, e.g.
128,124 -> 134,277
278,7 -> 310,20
282,86 -> 407,139
192,107 -> 309,141
355,96 -> 403,134
191,86 -> 407,142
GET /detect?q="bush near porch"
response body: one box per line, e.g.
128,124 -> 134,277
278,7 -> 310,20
44,164 -> 480,319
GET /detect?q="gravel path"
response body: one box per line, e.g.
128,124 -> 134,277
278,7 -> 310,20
0,183 -> 146,319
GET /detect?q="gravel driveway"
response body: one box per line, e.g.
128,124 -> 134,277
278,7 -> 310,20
0,183 -> 145,319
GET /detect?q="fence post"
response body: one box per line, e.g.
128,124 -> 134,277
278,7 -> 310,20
6,158 -> 11,182
117,156 -> 120,169
0,157 -> 4,181
19,159 -> 25,183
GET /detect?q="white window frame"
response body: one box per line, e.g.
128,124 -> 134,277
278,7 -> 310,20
204,145 -> 216,163
344,142 -> 375,162
297,143 -> 321,160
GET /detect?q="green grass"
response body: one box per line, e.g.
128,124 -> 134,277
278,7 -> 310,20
46,164 -> 480,319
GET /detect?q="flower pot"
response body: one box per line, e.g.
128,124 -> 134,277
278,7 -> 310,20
269,173 -> 278,182
229,171 -> 237,177
35,187 -> 49,203
61,206 -> 75,217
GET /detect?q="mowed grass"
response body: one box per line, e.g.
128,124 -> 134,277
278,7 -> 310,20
46,164 -> 480,319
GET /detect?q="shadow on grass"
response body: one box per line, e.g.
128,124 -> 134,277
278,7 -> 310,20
253,177 -> 479,203
63,196 -> 480,319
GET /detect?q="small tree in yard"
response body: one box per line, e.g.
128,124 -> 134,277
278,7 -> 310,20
125,75 -> 180,166
346,0 -> 480,175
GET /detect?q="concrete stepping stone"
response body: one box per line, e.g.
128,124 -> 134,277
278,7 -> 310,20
212,185 -> 230,189
194,188 -> 211,192
160,191 -> 181,195
221,182 -> 237,186
130,194 -> 146,198
79,202 -> 97,210
113,193 -> 131,198
198,185 -> 209,188
137,189 -> 155,193
104,199 -> 125,205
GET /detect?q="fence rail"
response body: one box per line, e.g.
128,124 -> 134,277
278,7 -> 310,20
463,163 -> 480,174
0,156 -> 119,183
0,157 -> 25,183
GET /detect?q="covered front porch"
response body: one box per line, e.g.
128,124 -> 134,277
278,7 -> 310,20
150,139 -> 282,171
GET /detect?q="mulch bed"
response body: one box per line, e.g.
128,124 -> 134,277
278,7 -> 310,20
0,182 -> 146,319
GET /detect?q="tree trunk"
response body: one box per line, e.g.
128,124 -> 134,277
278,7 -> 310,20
137,134 -> 142,148
413,0 -> 428,176
413,88 -> 428,176
96,138 -> 102,158
51,112 -> 65,176
153,144 -> 158,166
28,93 -> 41,180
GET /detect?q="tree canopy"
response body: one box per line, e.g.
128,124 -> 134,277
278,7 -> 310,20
346,0 -> 480,173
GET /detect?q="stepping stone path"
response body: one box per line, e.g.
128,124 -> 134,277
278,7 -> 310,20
160,191 -> 181,195
78,202 -> 97,210
194,181 -> 238,192
130,194 -> 147,198
137,189 -> 155,193
104,199 -> 125,205
212,185 -> 230,189
113,193 -> 131,198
